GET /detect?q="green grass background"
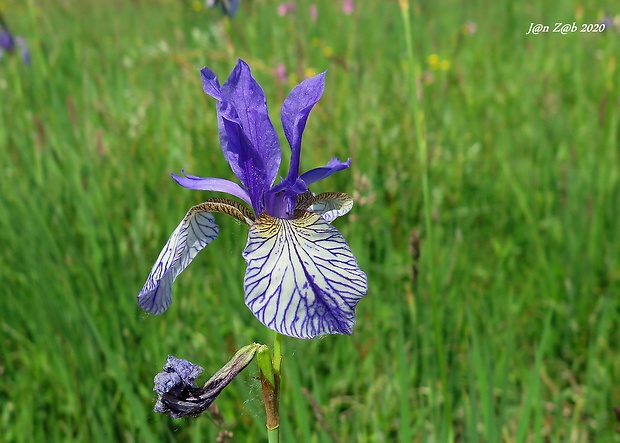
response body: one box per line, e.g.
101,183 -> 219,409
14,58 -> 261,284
1,0 -> 619,441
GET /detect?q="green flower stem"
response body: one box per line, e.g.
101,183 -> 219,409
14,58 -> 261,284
267,426 -> 280,443
257,335 -> 283,443
257,346 -> 275,387
273,331 -> 283,375
271,332 -> 283,443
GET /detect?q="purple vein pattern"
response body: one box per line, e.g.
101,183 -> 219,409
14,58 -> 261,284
138,207 -> 219,314
243,212 -> 367,339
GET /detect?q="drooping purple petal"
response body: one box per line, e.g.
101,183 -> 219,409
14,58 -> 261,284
300,157 -> 351,186
138,206 -> 219,315
171,170 -> 253,208
281,71 -> 326,180
242,212 -> 368,339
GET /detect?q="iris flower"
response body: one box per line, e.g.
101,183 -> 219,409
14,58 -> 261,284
137,59 -> 367,339
0,14 -> 30,64
205,0 -> 240,17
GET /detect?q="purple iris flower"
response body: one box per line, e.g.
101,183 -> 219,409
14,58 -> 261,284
205,0 -> 240,17
0,15 -> 30,64
137,59 -> 367,339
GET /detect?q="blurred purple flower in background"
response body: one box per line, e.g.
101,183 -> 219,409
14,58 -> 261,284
600,13 -> 620,32
461,21 -> 477,35
277,2 -> 295,16
137,59 -> 367,339
0,13 -> 30,64
277,3 -> 318,21
274,63 -> 287,84
205,0 -> 240,17
308,4 -> 318,21
342,0 -> 354,15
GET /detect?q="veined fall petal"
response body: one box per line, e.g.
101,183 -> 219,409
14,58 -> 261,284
138,199 -> 254,315
242,211 -> 367,339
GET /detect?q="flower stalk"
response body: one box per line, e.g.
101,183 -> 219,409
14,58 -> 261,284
257,337 -> 282,443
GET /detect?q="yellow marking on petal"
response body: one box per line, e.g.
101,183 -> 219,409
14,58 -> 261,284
252,212 -> 282,236
197,198 -> 255,226
295,191 -> 315,209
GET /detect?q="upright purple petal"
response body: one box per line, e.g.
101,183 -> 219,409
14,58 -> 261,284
201,67 -> 223,100
199,60 -> 282,213
281,71 -> 326,180
300,157 -> 350,186
220,60 -> 281,186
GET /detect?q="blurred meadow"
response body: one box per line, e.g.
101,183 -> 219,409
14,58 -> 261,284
1,0 -> 620,441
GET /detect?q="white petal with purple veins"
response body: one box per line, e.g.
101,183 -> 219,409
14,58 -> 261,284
306,192 -> 354,223
138,206 -> 220,315
242,212 -> 367,339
